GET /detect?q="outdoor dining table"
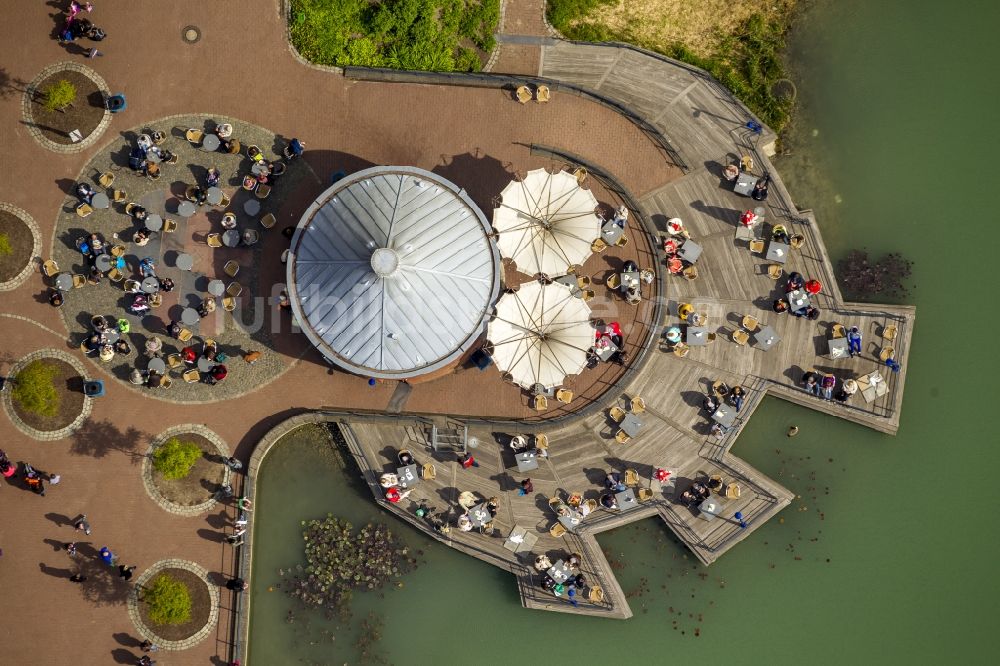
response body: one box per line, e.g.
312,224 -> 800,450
547,560 -> 573,584
752,325 -> 781,351
734,171 -> 759,196
55,272 -> 73,291
698,497 -> 722,521
553,273 -> 582,297
619,413 -> 643,437
207,279 -> 225,297
859,371 -> 887,403
243,199 -> 261,216
828,337 -> 850,359
197,356 -> 214,373
94,254 -> 112,272
144,214 -> 162,231
181,307 -> 200,326
396,464 -> 419,489
558,511 -> 583,532
251,162 -> 270,177
515,451 -> 539,473
601,220 -> 624,245
201,133 -> 221,152
146,357 -> 166,374
177,201 -> 197,218
787,288 -> 810,313
594,338 -> 619,362
678,239 -> 703,263
712,404 -> 737,428
615,488 -> 638,511
145,149 -> 162,164
766,241 -> 790,264
205,186 -> 223,206
222,229 -> 241,248
176,253 -> 194,271
101,328 -> 120,344
91,192 -> 110,209
503,526 -> 538,553
686,326 -> 709,346
468,503 -> 491,528
141,276 -> 159,293
619,271 -> 640,292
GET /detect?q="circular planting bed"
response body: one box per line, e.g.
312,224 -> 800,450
143,424 -> 230,516
23,62 -> 110,152
130,560 -> 218,650
2,349 -> 90,440
0,205 -> 38,290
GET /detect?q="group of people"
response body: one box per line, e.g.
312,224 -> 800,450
589,320 -> 627,367
700,383 -> 746,438
128,135 -> 174,178
679,478 -> 720,508
57,1 -> 106,52
802,370 -> 857,403
83,315 -> 131,361
536,552 -> 586,603
2,451 -> 58,496
772,271 -> 821,320
379,450 -> 417,504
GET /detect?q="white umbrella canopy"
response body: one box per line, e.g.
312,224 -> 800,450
493,169 -> 602,276
488,281 -> 594,390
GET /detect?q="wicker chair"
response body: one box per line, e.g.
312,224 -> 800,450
178,328 -> 193,342
606,274 -> 620,290
535,85 -> 550,102
516,85 -> 532,104
167,354 -> 183,369
614,430 -> 631,445
555,388 -> 573,404
615,235 -> 629,248
831,323 -> 847,339
421,463 -> 436,480
637,488 -> 654,502
682,265 -> 698,280
749,239 -> 765,254
624,468 -> 639,486
224,261 -> 240,278
882,324 -> 898,341
149,293 -> 163,308
725,483 -> 742,499
588,585 -> 604,602
113,189 -> 128,203
609,406 -> 626,423
185,128 -> 204,144
72,274 -> 87,288
583,499 -> 598,514
591,238 -> 607,253
576,276 -> 591,290
742,315 -> 760,331
573,167 -> 587,185
260,213 -> 276,229
533,395 -> 548,411
123,279 -> 140,292
226,282 -> 242,298
549,523 -> 567,538
110,245 -> 126,258
159,377 -> 173,389
223,296 -> 236,312
732,329 -> 750,345
76,203 -> 93,218
629,396 -> 645,414
42,258 -> 60,276
219,193 -> 231,208
107,268 -> 124,282
672,342 -> 690,358
879,346 -> 895,362
182,369 -> 200,383
767,264 -> 783,280
98,172 -> 115,188
161,219 -> 177,233
207,233 -> 222,248
255,184 -> 271,200
534,433 -> 548,450
789,234 -> 805,249
580,290 -> 595,302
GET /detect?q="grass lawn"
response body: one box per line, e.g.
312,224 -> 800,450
289,0 -> 500,71
547,0 -> 797,132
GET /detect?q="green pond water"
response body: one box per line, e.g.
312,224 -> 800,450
248,2 -> 997,663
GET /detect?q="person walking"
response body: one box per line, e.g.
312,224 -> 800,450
99,546 -> 115,566
518,478 -> 534,496
119,564 -> 136,580
224,457 -> 243,472
65,542 -> 78,558
69,573 -> 87,583
139,639 -> 159,652
847,326 -> 862,357
74,514 -> 91,535
225,577 -> 248,592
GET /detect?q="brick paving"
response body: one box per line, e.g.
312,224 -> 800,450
0,1 -> 678,664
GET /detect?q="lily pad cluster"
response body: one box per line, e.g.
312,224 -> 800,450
286,514 -> 415,614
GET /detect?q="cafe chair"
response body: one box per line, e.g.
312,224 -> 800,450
831,323 -> 846,339
591,238 -> 608,253
42,259 -> 59,277
161,219 -> 177,233
882,324 -> 898,341
152,131 -> 167,145
516,85 -> 532,104
167,353 -> 183,369
534,433 -> 549,450
732,329 -> 749,345
741,314 -> 759,331
98,172 -> 115,188
609,406 -> 626,423
479,521 -> 495,536
113,189 -> 128,203
535,84 -> 550,103
72,274 -> 87,288
150,293 -> 163,308
588,585 -> 604,603
682,265 -> 698,280
159,377 -> 173,389
533,395 -> 548,411
672,342 -> 690,358
255,184 -> 272,200
185,128 -> 204,144
123,279 -> 140,292
76,203 -> 93,218
624,468 -> 639,486
879,346 -> 895,362
581,290 -> 595,302
740,154 -> 754,171
555,388 -> 573,404
576,276 -> 591,290
748,239 -> 765,254
421,463 -> 436,480
165,153 -> 179,165
584,499 -> 598,514
548,496 -> 563,512
573,167 -> 587,185
226,282 -> 242,298
614,429 -> 631,445
223,296 -> 236,312
606,274 -> 620,290
260,213 -> 276,229
629,396 -> 645,414
637,488 -> 654,502
183,369 -> 200,383
110,245 -> 126,258
767,264 -> 783,280
107,268 -> 124,282
725,483 -> 742,499
549,523 -> 567,538
146,164 -> 162,180
615,235 -> 629,248
207,233 -> 222,248
218,193 -> 231,208
178,328 -> 194,342
224,260 -> 240,278
790,234 -> 805,249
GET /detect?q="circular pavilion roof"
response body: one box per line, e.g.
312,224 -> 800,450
287,166 -> 501,379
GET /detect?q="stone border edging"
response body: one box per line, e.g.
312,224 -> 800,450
22,61 -> 112,154
1,348 -> 92,441
128,558 -> 219,651
0,202 -> 42,291
141,424 -> 232,516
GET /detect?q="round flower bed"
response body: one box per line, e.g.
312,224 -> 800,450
130,561 -> 217,649
0,207 -> 36,287
142,425 -> 230,516
7,356 -> 86,433
23,62 -> 110,152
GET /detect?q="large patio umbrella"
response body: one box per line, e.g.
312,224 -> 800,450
493,169 -> 602,276
487,281 -> 594,390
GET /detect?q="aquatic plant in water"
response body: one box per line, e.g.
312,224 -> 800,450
286,515 -> 415,616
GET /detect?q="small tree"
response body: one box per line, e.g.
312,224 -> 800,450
12,360 -> 61,417
42,79 -> 76,112
0,232 -> 12,256
152,438 -> 202,479
144,573 -> 192,625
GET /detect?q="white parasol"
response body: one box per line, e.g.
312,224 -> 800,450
493,169 -> 602,276
487,281 -> 594,389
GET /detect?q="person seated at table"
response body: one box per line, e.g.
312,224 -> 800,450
139,257 -> 156,277
203,346 -> 217,362
48,289 -> 64,307
691,482 -> 710,499
113,339 -> 131,355
167,320 -> 182,339
181,346 -> 198,364
197,298 -> 216,318
270,161 -> 287,181
148,146 -> 172,163
221,214 -> 238,230
772,298 -> 789,314
729,385 -> 745,411
785,271 -> 805,293
132,228 -> 150,247
540,574 -> 556,591
215,123 -> 233,139
123,279 -> 141,294
398,450 -> 414,466
456,513 -> 473,531
821,374 -> 837,400
130,205 -> 147,222
534,554 -> 552,571
85,333 -> 102,352
600,494 -> 618,510
189,186 -> 208,205
610,204 -> 629,228
486,497 -> 499,518
284,137 -> 305,159
604,472 -> 625,492
208,364 -> 228,383
573,573 -> 587,590
751,176 -> 770,201
128,368 -> 145,385
622,260 -> 639,274
568,553 -> 582,570
508,435 -> 528,452
379,473 -> 399,489
87,265 -> 102,284
557,505 -> 573,518
76,182 -> 95,204
206,167 -> 221,187
154,277 -> 173,293
802,371 -> 821,396
772,225 -> 790,244
702,394 -> 720,413
92,316 -> 108,331
136,134 -> 153,151
679,489 -> 700,507
796,306 -> 821,321
145,370 -> 163,388
710,423 -> 727,440
129,293 -> 149,315
706,477 -> 723,492
578,500 -> 593,517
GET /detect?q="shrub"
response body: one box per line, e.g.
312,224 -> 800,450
152,438 -> 202,480
0,232 -> 11,256
42,79 -> 76,112
12,360 -> 61,417
144,573 -> 192,625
